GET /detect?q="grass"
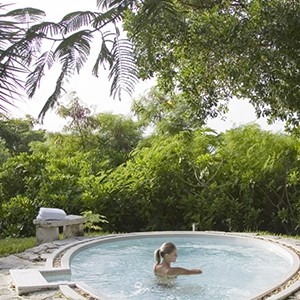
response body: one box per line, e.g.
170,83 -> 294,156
0,231 -> 109,258
255,231 -> 300,240
0,236 -> 36,257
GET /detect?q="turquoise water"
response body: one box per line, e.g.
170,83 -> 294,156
70,235 -> 292,299
45,274 -> 71,282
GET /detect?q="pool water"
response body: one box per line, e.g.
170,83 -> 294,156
70,235 -> 293,299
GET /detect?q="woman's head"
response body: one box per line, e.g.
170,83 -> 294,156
154,242 -> 177,264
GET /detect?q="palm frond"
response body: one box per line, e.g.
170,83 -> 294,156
0,25 -> 45,67
96,0 -> 135,11
0,3 -> 15,10
0,95 -> 13,112
0,15 -> 24,46
97,0 -> 116,10
92,8 -> 122,29
0,79 -> 21,100
38,66 -> 67,121
0,1 -> 142,115
0,5 -> 44,111
92,31 -> 115,76
29,21 -> 64,36
0,61 -> 24,108
0,71 -> 23,96
26,51 -> 55,98
54,30 -> 93,74
38,30 -> 94,120
5,7 -> 46,23
0,19 -> 21,34
108,37 -> 138,99
60,11 -> 96,33
93,0 -> 135,28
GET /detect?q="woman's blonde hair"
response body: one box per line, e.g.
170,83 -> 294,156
154,242 -> 176,264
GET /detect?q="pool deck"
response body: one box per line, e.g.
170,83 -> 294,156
0,237 -> 89,300
2,232 -> 300,300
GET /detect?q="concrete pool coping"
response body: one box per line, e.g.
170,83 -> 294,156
8,231 -> 300,299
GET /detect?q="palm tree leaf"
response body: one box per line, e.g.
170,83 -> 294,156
0,20 -> 21,40
108,37 -> 138,99
0,25 -> 45,67
92,31 -> 115,76
96,0 -> 135,11
0,5 -> 34,110
54,30 -> 93,74
0,56 -> 27,100
38,31 -> 94,120
29,21 -> 63,36
92,8 -> 123,28
0,61 -> 24,109
60,11 -> 96,33
5,7 -> 46,23
93,0 -> 137,28
0,76 -> 22,96
38,66 -> 67,121
26,51 -> 55,98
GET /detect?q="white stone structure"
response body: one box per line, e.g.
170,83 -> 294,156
33,215 -> 86,245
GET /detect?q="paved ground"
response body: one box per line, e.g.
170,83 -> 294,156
0,238 -> 88,300
1,233 -> 300,299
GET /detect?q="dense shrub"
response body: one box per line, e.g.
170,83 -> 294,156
1,123 -> 300,237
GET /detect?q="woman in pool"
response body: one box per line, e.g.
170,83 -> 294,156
153,242 -> 202,278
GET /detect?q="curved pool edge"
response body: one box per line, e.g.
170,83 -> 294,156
46,231 -> 300,300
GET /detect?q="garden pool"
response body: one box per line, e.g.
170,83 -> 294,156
65,232 -> 299,300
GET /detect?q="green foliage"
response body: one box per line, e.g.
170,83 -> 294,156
0,237 -> 36,257
91,129 -> 220,232
0,116 -> 46,155
1,195 -> 37,237
57,96 -> 143,167
0,108 -> 143,237
131,87 -> 209,134
0,138 -> 10,165
125,0 -> 300,129
1,0 -> 300,131
81,210 -> 108,233
0,2 -> 138,119
1,113 -> 300,237
0,152 -> 47,201
213,124 -> 300,233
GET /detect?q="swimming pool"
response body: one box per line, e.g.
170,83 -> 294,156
62,232 -> 299,300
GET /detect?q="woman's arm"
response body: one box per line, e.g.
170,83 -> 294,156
167,267 -> 202,276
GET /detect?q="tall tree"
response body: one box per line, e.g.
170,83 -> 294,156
0,115 -> 45,154
1,0 -> 300,130
125,0 -> 300,128
131,86 -> 215,134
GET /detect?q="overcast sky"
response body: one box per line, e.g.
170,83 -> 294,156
6,0 -> 285,133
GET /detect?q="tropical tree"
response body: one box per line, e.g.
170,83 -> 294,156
1,0 -> 300,129
1,120 -> 300,236
131,86 -> 214,135
125,0 -> 300,129
0,1 -> 138,119
87,128 -> 219,232
0,138 -> 10,165
57,95 -> 143,166
214,124 -> 300,233
0,115 -> 45,154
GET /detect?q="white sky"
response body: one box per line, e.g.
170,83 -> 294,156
6,0 -> 285,133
